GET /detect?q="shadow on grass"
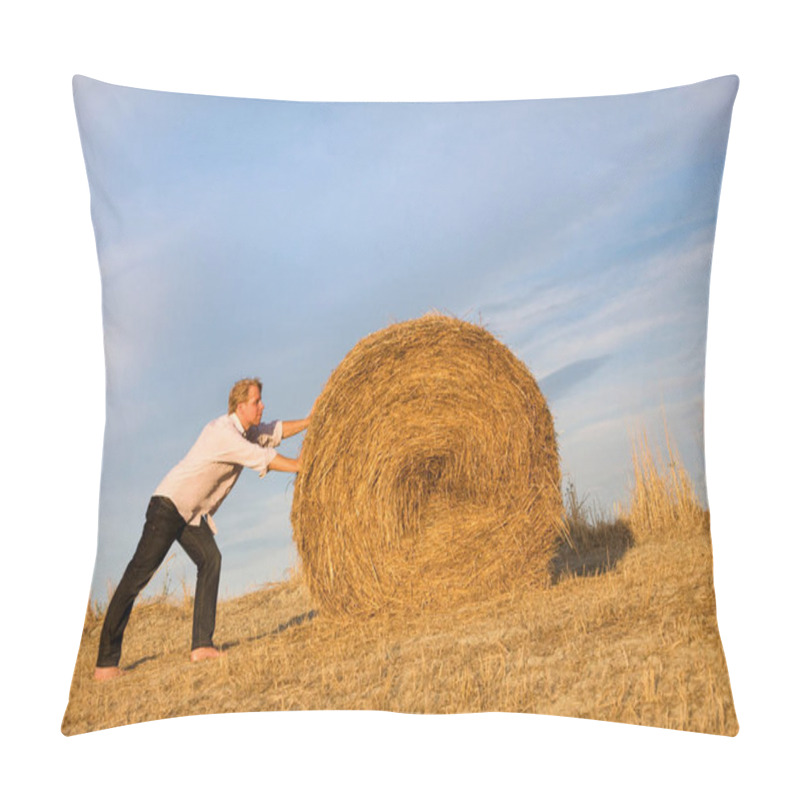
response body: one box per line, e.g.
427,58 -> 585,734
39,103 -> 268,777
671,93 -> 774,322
226,610 -> 319,649
549,519 -> 635,583
123,654 -> 159,671
270,610 -> 318,635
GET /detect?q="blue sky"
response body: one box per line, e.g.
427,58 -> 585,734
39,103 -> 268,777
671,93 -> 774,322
74,75 -> 737,603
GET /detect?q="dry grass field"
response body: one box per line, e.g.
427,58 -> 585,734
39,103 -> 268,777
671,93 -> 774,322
62,435 -> 737,736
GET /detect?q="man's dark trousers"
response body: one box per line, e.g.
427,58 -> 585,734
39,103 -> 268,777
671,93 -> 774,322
96,495 -> 222,668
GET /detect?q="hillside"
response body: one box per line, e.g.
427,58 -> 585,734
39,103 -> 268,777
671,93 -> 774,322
62,451 -> 737,735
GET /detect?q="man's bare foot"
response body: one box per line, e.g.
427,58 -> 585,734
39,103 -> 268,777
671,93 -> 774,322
190,646 -> 224,663
93,666 -> 122,682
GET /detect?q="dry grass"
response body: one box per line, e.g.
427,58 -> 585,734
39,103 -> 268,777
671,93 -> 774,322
291,314 -> 563,615
62,434 -> 736,736
626,427 -> 706,541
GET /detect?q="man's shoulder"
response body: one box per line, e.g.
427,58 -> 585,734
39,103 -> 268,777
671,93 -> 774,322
250,419 -> 281,436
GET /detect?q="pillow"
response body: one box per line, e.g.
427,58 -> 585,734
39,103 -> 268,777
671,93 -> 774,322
63,75 -> 738,735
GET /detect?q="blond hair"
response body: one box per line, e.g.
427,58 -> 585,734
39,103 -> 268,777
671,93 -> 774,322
228,378 -> 263,415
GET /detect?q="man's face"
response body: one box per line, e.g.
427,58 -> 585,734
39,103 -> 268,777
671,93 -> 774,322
237,385 -> 264,429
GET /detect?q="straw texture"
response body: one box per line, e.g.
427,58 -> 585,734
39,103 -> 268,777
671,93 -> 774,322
291,314 -> 562,615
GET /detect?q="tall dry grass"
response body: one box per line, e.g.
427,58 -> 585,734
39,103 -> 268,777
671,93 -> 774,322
626,428 -> 706,541
62,429 -> 736,736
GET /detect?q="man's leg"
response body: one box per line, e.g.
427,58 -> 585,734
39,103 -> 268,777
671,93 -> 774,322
95,497 -> 186,674
177,519 -> 222,660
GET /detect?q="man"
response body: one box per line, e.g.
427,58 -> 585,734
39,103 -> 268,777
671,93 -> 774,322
94,378 -> 313,681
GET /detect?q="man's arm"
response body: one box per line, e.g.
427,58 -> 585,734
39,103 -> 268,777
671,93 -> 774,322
281,397 -> 318,439
281,418 -> 310,438
268,453 -> 302,473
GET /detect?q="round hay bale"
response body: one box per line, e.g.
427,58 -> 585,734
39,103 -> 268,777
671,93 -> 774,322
291,314 -> 563,615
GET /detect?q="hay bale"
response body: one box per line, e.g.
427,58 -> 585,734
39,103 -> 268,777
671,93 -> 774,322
291,314 -> 563,615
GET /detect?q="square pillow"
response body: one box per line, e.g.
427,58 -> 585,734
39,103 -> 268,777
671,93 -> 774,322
63,74 -> 738,735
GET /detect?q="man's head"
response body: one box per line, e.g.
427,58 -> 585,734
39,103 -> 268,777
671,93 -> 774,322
229,378 -> 264,429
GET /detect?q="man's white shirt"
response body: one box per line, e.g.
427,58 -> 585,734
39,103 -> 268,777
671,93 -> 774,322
153,414 -> 283,533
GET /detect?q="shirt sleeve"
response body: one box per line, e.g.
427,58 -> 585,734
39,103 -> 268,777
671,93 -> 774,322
249,419 -> 283,448
217,426 -> 277,477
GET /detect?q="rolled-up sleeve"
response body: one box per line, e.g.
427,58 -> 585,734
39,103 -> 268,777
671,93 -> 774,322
218,427 -> 278,477
251,419 -> 283,448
